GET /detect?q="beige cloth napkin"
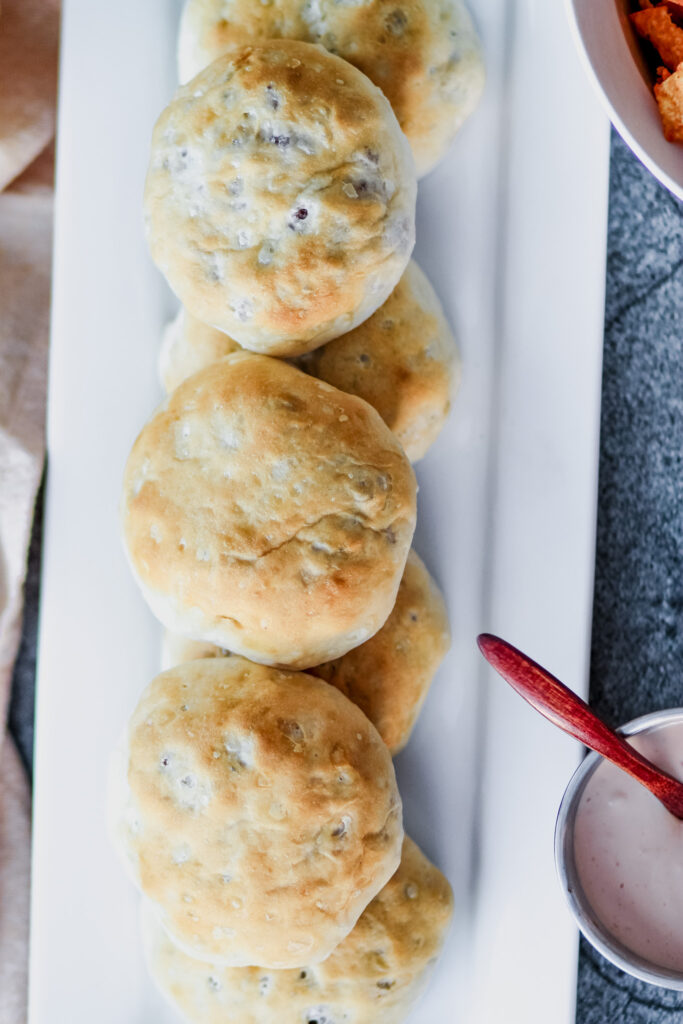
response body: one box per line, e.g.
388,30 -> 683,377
0,0 -> 60,1020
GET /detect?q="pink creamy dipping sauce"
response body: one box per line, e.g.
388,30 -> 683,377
574,719 -> 683,972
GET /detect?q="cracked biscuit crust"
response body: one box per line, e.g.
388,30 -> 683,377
145,39 -> 416,355
121,353 -> 417,668
118,657 -> 403,968
178,0 -> 485,177
142,836 -> 453,1023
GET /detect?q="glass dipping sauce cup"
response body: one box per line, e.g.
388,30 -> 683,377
555,707 -> 683,990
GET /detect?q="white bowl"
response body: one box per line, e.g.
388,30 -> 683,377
555,708 -> 683,989
568,0 -> 683,200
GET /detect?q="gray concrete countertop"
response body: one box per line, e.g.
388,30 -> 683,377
575,134 -> 683,1022
9,130 -> 683,1022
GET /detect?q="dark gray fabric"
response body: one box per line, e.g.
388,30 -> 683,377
8,130 -> 683,1021
8,474 -> 42,779
576,132 -> 683,1021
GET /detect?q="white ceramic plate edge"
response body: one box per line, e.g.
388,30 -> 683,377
28,1 -> 610,1021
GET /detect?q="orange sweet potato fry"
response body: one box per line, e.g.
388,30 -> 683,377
631,7 -> 683,70
654,61 -> 683,141
666,1 -> 683,22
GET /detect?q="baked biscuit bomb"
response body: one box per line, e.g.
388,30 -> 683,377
303,260 -> 459,462
145,39 -> 417,355
114,658 -> 403,968
142,836 -> 453,1023
121,353 -> 417,668
160,260 -> 459,462
178,0 -> 485,177
159,307 -> 241,394
312,549 -> 450,753
163,549 -> 451,755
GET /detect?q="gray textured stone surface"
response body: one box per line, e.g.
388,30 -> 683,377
576,132 -> 683,1022
8,131 -> 683,1021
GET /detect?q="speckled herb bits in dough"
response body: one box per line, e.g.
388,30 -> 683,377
144,39 -> 417,355
142,836 -> 453,1023
113,658 -> 403,968
121,353 -> 417,668
178,0 -> 485,176
109,2 -> 481,1012
160,259 -> 460,463
163,548 -> 451,754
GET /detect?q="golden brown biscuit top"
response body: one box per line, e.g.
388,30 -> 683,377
145,38 -> 416,351
160,261 -> 459,462
162,548 -> 451,753
179,0 -> 485,176
143,835 -> 453,1023
312,549 -> 450,753
303,259 -> 459,461
123,657 -> 403,967
122,353 -> 417,667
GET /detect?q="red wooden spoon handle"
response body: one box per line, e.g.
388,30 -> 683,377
477,633 -> 683,820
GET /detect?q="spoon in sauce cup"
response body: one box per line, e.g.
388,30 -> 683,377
477,633 -> 683,821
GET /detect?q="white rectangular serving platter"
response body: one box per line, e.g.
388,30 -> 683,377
29,2 -> 610,1021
